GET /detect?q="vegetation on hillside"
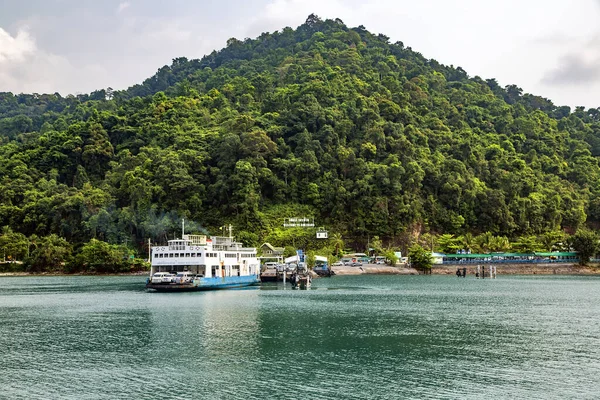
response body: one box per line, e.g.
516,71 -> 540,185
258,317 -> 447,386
1,14 -> 600,271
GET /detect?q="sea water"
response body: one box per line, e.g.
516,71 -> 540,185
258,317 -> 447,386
1,274 -> 599,399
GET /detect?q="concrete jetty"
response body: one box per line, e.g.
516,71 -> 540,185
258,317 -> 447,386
331,264 -> 419,276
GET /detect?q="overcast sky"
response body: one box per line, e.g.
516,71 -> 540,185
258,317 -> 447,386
0,0 -> 599,108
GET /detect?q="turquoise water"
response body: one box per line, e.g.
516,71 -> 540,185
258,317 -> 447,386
1,274 -> 599,399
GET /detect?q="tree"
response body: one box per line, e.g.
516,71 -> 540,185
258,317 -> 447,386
1,17 -> 600,260
462,233 -> 474,253
306,250 -> 316,269
512,236 -> 543,253
283,245 -> 296,258
329,233 -> 344,257
437,234 -> 463,253
408,244 -> 433,273
0,226 -> 28,261
540,231 -> 567,252
72,239 -> 132,273
25,234 -> 72,272
570,229 -> 600,265
383,249 -> 398,265
370,235 -> 383,257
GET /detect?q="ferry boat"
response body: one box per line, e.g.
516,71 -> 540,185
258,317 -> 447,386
146,231 -> 260,292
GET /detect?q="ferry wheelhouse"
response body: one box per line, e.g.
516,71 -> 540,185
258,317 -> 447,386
146,234 -> 260,291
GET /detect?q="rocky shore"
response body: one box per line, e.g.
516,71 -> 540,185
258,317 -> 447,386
432,263 -> 600,275
0,271 -> 149,277
331,264 -> 419,276
3,264 -> 600,278
329,263 -> 600,276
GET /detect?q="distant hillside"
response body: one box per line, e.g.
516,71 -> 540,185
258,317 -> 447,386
1,14 -> 600,252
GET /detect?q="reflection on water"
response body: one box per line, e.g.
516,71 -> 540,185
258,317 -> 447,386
1,275 -> 600,399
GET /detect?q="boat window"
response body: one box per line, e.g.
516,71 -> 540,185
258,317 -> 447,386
185,253 -> 190,257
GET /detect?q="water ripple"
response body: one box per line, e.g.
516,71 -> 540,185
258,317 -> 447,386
2,275 -> 600,398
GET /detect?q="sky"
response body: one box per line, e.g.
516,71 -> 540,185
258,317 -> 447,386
0,0 -> 599,108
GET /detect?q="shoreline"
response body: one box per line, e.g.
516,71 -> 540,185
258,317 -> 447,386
3,264 -> 600,277
331,263 -> 600,276
331,265 -> 419,276
432,263 -> 600,275
0,271 -> 149,277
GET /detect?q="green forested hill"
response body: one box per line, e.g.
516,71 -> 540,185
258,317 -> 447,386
1,15 -> 600,261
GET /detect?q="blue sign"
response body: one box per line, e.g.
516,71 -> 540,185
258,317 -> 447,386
296,250 -> 305,263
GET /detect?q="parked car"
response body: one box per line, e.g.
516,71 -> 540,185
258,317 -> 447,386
151,272 -> 174,284
278,263 -> 296,273
174,271 -> 194,283
351,262 -> 362,267
332,261 -> 344,267
263,262 -> 278,270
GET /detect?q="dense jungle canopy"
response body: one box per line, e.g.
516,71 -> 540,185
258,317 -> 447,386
1,14 -> 600,262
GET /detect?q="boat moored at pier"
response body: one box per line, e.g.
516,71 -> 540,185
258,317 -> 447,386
146,232 -> 260,292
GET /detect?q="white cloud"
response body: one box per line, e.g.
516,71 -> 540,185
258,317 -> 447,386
263,0 -> 350,25
541,35 -> 600,86
0,0 -> 599,107
117,2 -> 131,14
0,27 -> 35,63
246,0 -> 600,107
0,25 -> 109,94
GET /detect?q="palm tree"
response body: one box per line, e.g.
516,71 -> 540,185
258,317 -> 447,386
475,232 -> 494,253
491,236 -> 511,252
330,233 -> 344,257
462,233 -> 474,253
540,231 -> 566,252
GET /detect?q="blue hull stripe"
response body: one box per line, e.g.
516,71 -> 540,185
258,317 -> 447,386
147,275 -> 260,291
